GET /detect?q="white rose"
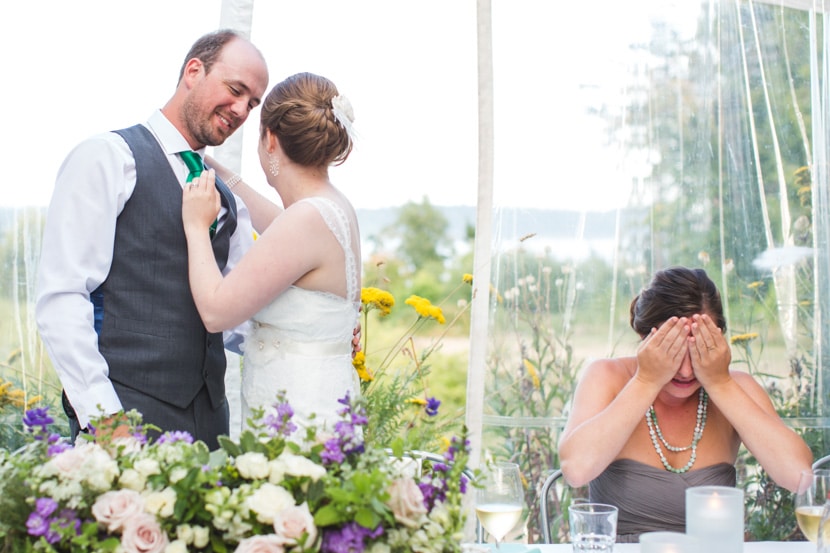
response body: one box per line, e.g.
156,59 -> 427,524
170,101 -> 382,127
233,535 -> 285,553
368,542 -> 392,553
80,445 -> 120,491
134,458 -> 162,478
91,489 -> 146,532
272,502 -> 317,547
386,477 -> 427,528
168,467 -> 188,484
144,487 -> 177,518
236,452 -> 271,480
175,524 -> 193,544
246,483 -> 295,524
119,469 -> 147,491
192,526 -> 210,549
121,512 -> 169,553
273,453 -> 326,482
111,436 -> 144,456
46,443 -> 89,477
164,540 -> 188,553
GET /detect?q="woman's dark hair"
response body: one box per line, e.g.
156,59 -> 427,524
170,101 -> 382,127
630,266 -> 726,337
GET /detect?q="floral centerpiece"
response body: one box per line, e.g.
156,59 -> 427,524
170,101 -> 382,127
0,392 -> 471,553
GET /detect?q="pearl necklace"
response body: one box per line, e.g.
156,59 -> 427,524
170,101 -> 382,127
645,388 -> 708,474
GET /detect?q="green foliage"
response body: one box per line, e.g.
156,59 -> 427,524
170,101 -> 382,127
380,197 -> 453,270
358,277 -> 473,454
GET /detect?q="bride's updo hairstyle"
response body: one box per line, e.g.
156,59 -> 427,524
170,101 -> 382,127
259,72 -> 354,168
630,266 -> 726,339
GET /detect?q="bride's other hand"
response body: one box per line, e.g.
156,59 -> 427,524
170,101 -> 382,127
182,169 -> 220,236
689,313 -> 731,388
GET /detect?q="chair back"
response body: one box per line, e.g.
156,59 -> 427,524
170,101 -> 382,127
538,468 -> 589,544
813,454 -> 830,470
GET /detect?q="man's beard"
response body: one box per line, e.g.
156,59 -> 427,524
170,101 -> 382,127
182,99 -> 236,148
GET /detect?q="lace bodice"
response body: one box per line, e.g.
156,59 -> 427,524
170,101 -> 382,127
239,196 -> 361,434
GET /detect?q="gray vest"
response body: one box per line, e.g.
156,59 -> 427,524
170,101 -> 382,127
94,124 -> 238,410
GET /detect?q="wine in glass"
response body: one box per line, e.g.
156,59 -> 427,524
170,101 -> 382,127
475,461 -> 524,548
795,468 -> 830,543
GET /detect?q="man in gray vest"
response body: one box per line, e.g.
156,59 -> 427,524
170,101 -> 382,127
35,30 -> 269,450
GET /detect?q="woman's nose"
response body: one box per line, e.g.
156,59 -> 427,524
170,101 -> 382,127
678,354 -> 695,378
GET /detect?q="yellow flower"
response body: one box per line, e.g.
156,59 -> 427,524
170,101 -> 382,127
405,295 -> 446,324
523,359 -> 541,389
8,389 -> 25,408
462,273 -> 473,285
747,281 -> 764,290
361,287 -> 395,316
26,395 -> 43,409
407,397 -> 427,406
352,351 -> 374,382
730,332 -> 759,345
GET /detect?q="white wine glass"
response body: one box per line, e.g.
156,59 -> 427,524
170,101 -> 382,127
475,461 -> 524,548
795,468 -> 830,544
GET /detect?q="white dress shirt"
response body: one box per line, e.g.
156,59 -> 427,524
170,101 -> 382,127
35,110 -> 254,428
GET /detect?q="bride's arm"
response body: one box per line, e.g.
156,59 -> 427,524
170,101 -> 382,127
206,155 -> 282,234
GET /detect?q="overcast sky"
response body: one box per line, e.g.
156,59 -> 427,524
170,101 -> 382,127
3,0 -> 699,211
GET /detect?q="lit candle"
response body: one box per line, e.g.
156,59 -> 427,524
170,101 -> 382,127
686,486 -> 743,553
639,531 -> 698,553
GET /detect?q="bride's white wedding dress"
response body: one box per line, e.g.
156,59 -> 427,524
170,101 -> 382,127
240,196 -> 360,433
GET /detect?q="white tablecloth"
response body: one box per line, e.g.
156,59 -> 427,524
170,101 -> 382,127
465,542 -> 814,552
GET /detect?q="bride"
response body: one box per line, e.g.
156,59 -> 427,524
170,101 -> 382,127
182,72 -> 361,433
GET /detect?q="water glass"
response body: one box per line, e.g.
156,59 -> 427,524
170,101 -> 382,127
568,502 -> 618,553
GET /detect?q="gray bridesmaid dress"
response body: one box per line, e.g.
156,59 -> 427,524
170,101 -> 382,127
588,458 -> 737,543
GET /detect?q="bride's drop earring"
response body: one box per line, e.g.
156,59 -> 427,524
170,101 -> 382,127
268,154 -> 280,177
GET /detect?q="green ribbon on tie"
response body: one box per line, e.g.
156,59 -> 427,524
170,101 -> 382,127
179,151 -> 217,238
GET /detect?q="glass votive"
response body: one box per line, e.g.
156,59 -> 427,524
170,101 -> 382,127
685,486 -> 743,553
639,531 -> 698,553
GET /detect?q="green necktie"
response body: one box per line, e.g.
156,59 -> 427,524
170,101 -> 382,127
179,151 -> 217,238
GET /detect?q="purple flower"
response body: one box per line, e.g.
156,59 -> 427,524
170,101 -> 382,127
156,430 -> 193,445
26,498 -> 60,543
321,522 -> 384,553
47,441 -> 72,457
264,400 -> 298,437
321,394 -> 368,465
23,407 -> 54,434
321,437 -> 346,465
25,512 -> 50,538
425,397 -> 441,417
34,497 -> 58,518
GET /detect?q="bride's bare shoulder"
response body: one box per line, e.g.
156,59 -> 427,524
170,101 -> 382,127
581,356 -> 636,383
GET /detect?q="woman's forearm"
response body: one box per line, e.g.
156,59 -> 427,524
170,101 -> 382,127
207,157 -> 282,233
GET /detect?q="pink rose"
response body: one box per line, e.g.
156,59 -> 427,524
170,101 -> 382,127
234,535 -> 285,553
120,512 -> 169,553
91,489 -> 145,532
386,477 -> 427,528
273,502 -> 317,547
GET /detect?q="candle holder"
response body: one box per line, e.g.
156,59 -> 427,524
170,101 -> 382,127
639,531 -> 698,553
686,485 -> 743,553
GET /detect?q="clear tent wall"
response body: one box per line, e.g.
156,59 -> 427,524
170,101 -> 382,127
476,0 -> 830,542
